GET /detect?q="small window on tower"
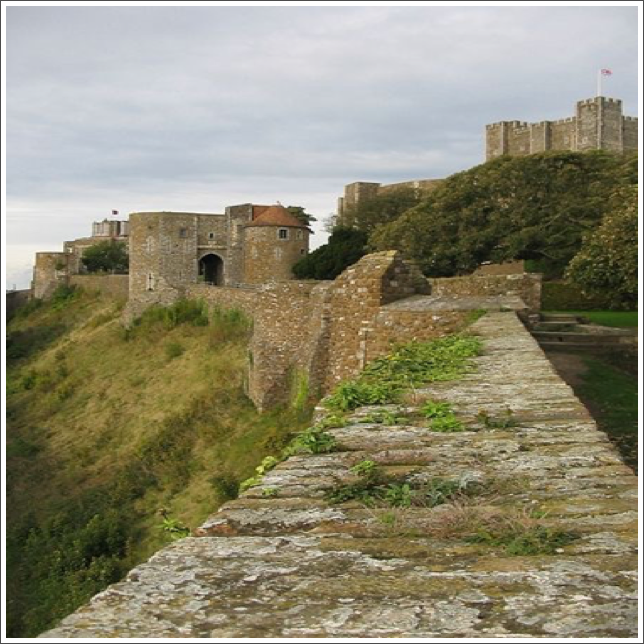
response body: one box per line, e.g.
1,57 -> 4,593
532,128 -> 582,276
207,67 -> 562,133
208,232 -> 215,240
278,228 -> 289,240
179,228 -> 187,239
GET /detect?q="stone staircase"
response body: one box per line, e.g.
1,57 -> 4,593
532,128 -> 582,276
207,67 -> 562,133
531,313 -> 636,350
40,312 -> 637,638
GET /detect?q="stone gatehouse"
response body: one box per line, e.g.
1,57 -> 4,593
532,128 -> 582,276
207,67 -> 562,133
31,204 -> 310,303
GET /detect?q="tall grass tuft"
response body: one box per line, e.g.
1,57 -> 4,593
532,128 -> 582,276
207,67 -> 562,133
209,306 -> 252,344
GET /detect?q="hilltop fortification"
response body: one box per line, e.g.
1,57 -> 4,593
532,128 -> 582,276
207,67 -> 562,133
31,204 -> 310,305
336,96 -> 637,222
486,96 -> 638,160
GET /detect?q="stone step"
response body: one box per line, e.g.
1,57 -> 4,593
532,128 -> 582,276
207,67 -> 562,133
538,341 -> 627,350
540,313 -> 587,323
532,321 -> 579,332
532,331 -> 624,344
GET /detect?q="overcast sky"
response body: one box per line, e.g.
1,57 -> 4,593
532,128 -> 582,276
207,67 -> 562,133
5,4 -> 639,288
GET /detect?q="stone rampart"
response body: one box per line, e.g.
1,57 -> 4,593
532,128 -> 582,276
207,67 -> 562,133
432,273 -> 542,313
69,274 -> 129,299
126,253 -> 540,410
41,311 -> 637,638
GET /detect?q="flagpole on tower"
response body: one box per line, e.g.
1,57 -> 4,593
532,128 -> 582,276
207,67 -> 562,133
597,68 -> 612,97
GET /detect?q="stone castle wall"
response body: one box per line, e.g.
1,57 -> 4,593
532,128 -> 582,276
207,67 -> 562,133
186,281 -> 327,409
243,226 -> 309,285
32,252 -> 70,299
69,275 -> 130,299
41,310 -> 637,639
181,253 -> 534,410
432,272 -> 542,313
322,252 -> 433,388
486,97 -> 638,161
337,178 -> 443,221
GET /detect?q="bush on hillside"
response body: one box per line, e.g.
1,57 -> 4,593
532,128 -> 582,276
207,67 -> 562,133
81,240 -> 129,274
292,227 -> 368,280
369,151 -> 637,277
342,186 -> 425,234
565,185 -> 637,309
541,281 -> 619,311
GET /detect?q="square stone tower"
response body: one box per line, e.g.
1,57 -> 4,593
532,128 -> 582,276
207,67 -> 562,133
485,97 -> 638,160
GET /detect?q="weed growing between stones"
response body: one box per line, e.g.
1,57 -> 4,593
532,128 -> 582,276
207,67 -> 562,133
157,510 -> 191,542
419,400 -> 467,432
364,497 -> 577,556
315,414 -> 347,429
464,509 -> 578,555
324,335 -> 482,413
238,424 -> 338,493
357,409 -> 409,425
238,334 -> 481,496
326,464 -> 485,508
476,408 -> 519,429
428,415 -> 466,433
325,380 -> 402,412
350,460 -> 378,476
421,400 -> 453,418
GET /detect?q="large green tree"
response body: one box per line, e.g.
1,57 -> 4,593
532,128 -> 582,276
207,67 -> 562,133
565,185 -> 637,308
81,240 -> 129,274
342,186 -> 424,234
286,206 -> 317,227
369,151 -> 636,277
292,228 -> 368,280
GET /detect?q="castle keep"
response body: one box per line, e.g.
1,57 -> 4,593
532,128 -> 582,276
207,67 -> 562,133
486,96 -> 638,160
337,96 -> 637,220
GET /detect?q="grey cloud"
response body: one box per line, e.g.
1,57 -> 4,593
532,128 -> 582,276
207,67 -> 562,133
5,5 -> 639,288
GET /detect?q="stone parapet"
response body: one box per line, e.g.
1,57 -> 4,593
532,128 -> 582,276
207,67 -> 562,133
41,311 -> 637,638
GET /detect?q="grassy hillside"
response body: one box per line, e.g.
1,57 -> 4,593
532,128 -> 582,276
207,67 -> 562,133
6,287 -> 312,637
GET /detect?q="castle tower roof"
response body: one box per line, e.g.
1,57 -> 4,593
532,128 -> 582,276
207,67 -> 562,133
245,205 -> 307,228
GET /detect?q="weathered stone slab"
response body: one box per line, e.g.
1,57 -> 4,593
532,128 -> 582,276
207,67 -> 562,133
41,312 -> 638,638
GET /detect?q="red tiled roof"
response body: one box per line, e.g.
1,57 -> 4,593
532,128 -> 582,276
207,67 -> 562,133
245,205 -> 307,228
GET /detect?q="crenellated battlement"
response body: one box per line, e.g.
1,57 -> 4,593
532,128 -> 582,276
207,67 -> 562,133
486,96 -> 637,160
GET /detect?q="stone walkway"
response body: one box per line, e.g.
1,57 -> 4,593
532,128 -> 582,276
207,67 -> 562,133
41,312 -> 637,638
382,293 -> 526,311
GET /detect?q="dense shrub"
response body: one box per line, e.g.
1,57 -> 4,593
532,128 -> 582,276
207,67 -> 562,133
342,186 -> 425,234
81,240 -> 129,274
565,185 -> 637,308
541,281 -> 621,311
370,151 -> 637,277
292,227 -> 368,280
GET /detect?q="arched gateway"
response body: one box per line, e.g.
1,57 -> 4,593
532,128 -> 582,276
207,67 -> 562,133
199,253 -> 224,285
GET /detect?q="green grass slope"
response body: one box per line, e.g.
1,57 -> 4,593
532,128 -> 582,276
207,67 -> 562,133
6,288 -> 311,637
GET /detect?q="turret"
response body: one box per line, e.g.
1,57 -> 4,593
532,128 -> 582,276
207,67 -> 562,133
243,205 -> 310,284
